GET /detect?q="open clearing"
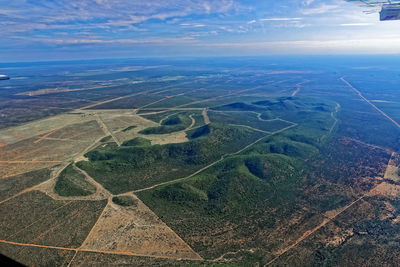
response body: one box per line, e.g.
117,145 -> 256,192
91,109 -> 193,145
80,195 -> 202,260
0,119 -> 104,179
0,162 -> 59,179
0,113 -> 88,145
384,152 -> 400,181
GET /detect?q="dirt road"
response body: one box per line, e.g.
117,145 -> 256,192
341,77 -> 400,129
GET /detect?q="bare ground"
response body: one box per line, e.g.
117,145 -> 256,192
384,152 -> 400,181
80,194 -> 203,260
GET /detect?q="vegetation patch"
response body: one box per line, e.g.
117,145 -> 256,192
245,135 -> 320,159
188,124 -> 211,139
162,114 -> 182,125
121,125 -> 137,132
139,113 -> 192,135
208,110 -> 292,133
138,154 -> 303,260
55,164 -> 96,197
122,137 -> 151,147
78,123 -> 264,194
140,110 -> 181,123
139,125 -> 186,135
211,102 -> 265,112
112,195 -> 138,207
100,135 -> 112,142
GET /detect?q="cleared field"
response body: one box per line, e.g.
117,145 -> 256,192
0,120 -> 104,162
95,110 -> 153,130
0,120 -> 105,178
140,131 -> 189,145
94,110 -> 158,143
94,110 -> 192,145
44,119 -> 102,142
81,195 -> 202,260
384,152 -> 400,182
0,113 -> 88,145
368,182 -> 400,198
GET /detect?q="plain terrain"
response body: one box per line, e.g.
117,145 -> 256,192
0,56 -> 400,266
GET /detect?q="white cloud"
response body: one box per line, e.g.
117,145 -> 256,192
340,23 -> 373,26
18,36 -> 197,45
203,2 -> 211,13
180,23 -> 207,27
1,0 -> 244,35
301,4 -> 339,15
302,0 -> 315,6
201,37 -> 400,54
260,17 -> 302,21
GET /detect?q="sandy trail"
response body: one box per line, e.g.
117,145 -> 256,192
176,86 -> 264,108
291,80 -> 309,97
0,160 -> 62,164
344,137 -> 392,153
95,114 -> 121,146
228,124 -> 271,134
73,165 -> 111,196
0,238 -> 202,262
202,108 -> 210,124
79,81 -> 193,110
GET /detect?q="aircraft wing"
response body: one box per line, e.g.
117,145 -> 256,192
345,0 -> 400,20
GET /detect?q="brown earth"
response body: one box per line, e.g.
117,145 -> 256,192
80,194 -> 202,260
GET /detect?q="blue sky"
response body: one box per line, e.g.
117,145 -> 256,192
1,0 -> 400,61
